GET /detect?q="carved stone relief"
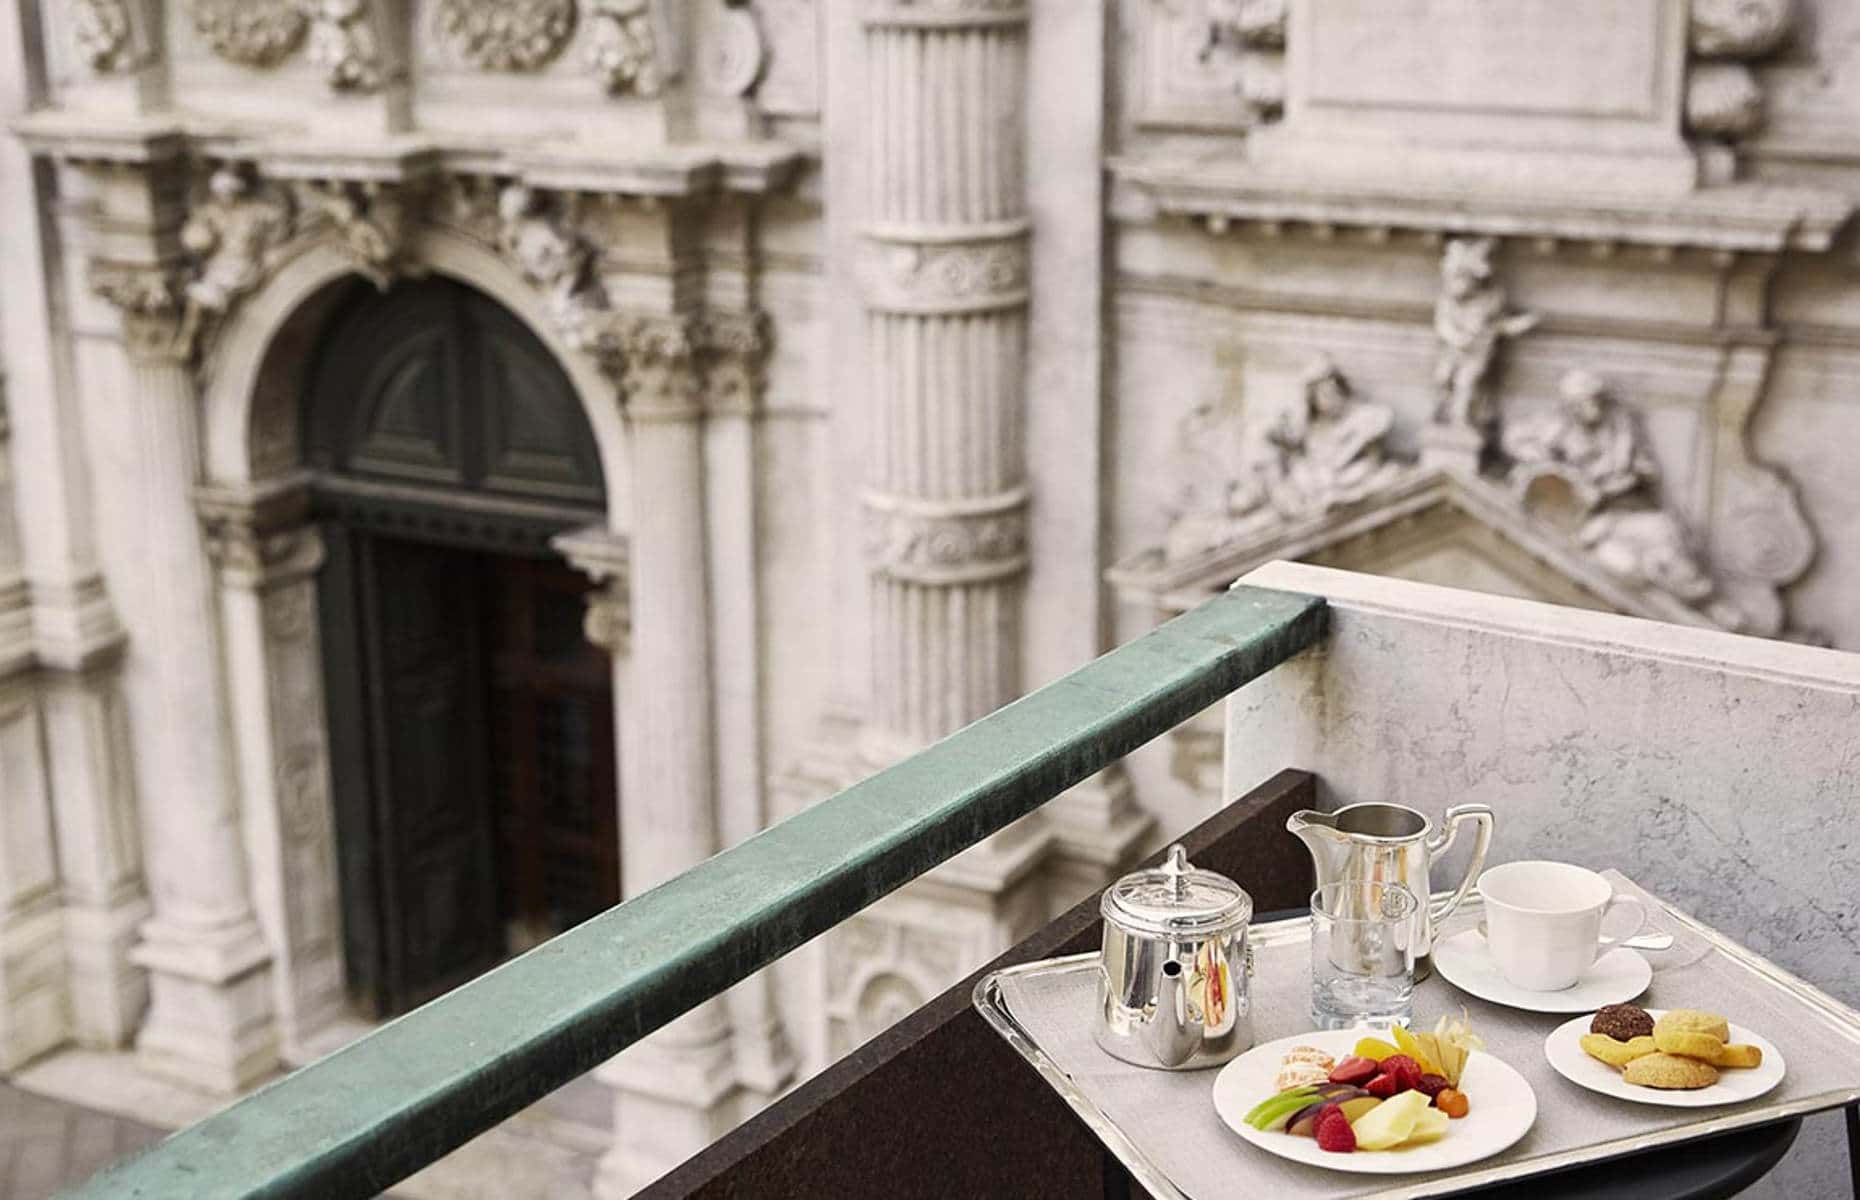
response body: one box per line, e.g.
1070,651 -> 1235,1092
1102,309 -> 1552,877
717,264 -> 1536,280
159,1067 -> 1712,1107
1684,0 -> 1793,140
1433,237 -> 1538,432
751,0 -> 819,116
552,525 -> 633,656
177,166 -> 294,357
298,179 -> 413,289
696,311 -> 772,416
434,0 -> 578,72
1690,0 -> 1794,58
824,915 -> 959,1059
1137,0 -> 1284,131
73,0 -> 143,72
496,184 -> 605,348
864,490 -> 1030,586
860,231 -> 1031,315
306,0 -> 385,91
88,262 -> 189,363
187,0 -> 309,68
704,0 -> 766,98
589,0 -> 667,95
1166,358 -> 1406,563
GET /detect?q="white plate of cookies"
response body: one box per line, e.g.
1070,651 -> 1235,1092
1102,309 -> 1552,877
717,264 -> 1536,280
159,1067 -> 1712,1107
1544,1005 -> 1785,1107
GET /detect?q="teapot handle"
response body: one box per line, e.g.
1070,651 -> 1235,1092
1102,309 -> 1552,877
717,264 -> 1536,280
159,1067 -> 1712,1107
1425,803 -> 1494,929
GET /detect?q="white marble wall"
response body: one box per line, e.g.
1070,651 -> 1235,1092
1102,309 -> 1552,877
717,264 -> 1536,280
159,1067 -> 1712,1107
1224,561 -> 1860,1198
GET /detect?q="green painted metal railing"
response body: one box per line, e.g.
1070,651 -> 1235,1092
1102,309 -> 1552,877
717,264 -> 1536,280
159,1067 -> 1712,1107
73,585 -> 1326,1200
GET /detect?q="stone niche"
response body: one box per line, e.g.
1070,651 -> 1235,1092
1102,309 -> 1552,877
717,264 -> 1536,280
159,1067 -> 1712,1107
1252,0 -> 1697,195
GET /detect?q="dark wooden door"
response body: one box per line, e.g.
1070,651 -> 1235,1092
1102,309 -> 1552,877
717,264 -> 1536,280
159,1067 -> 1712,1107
361,537 -> 505,1012
307,277 -> 616,1019
486,557 -> 620,949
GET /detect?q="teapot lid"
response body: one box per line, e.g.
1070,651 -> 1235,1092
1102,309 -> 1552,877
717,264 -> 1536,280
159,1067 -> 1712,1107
1101,844 -> 1252,936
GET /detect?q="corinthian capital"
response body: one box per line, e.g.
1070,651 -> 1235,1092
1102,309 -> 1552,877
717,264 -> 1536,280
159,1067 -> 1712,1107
696,311 -> 773,417
88,261 -> 190,363
611,314 -> 703,420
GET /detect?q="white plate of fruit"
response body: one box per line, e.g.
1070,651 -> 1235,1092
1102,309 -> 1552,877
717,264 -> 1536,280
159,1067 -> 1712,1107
1212,1014 -> 1536,1173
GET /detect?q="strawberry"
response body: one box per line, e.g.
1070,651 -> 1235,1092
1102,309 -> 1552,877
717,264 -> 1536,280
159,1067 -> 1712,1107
1327,1055 -> 1379,1086
1313,1104 -> 1356,1153
1364,1071 -> 1400,1099
1414,1072 -> 1451,1098
1380,1053 -> 1423,1092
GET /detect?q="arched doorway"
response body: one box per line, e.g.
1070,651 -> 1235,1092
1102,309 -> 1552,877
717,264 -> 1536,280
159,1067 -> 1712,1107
305,277 -> 619,1017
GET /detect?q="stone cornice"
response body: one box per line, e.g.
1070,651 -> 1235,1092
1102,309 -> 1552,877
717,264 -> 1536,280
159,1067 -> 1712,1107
15,113 -> 805,202
1110,155 -> 1856,255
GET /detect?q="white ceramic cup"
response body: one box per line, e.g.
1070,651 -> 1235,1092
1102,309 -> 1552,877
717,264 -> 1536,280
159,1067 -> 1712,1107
1477,861 -> 1648,992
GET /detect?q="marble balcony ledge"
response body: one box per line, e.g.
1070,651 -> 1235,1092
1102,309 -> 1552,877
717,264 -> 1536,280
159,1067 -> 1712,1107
1109,154 -> 1855,254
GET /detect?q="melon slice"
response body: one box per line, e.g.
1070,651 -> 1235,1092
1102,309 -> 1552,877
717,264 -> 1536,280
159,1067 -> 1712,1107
1348,1089 -> 1431,1151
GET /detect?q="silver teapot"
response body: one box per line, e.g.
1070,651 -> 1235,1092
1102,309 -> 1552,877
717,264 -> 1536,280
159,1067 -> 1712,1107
1094,845 -> 1253,1070
1288,801 -> 1493,979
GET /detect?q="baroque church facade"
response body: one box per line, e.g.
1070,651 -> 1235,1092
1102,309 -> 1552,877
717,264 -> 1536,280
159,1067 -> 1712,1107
0,0 -> 1856,1194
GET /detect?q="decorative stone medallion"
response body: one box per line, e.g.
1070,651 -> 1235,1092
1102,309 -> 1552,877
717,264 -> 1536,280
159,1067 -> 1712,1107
434,0 -> 578,72
187,0 -> 309,68
73,0 -> 140,72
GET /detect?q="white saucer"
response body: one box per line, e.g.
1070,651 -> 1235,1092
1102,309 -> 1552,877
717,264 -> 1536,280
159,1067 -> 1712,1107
1545,1010 -> 1784,1107
1432,929 -> 1651,1013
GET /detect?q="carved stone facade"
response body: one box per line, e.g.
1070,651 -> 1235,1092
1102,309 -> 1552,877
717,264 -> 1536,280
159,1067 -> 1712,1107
8,2 -> 1860,1198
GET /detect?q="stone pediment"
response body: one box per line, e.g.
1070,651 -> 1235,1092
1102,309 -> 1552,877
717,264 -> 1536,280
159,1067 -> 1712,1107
1108,464 -> 1723,630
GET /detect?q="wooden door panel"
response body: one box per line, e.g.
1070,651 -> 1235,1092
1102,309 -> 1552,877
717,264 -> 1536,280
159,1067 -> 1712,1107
365,538 -> 504,1011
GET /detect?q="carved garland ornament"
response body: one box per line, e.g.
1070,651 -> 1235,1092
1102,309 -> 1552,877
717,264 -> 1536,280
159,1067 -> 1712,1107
187,0 -> 309,68
864,489 -> 1030,585
435,0 -> 578,72
861,228 -> 1031,315
73,0 -> 141,72
588,0 -> 665,94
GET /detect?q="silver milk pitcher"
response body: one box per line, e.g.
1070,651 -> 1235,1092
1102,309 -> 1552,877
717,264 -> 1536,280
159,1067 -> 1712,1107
1287,802 -> 1494,980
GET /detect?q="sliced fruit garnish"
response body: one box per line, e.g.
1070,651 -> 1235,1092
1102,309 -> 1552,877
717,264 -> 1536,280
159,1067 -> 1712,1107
1390,1024 -> 1440,1076
1406,1108 -> 1451,1145
1327,1055 -> 1379,1086
1349,1089 -> 1431,1151
1242,1086 -> 1320,1130
1353,1036 -> 1400,1061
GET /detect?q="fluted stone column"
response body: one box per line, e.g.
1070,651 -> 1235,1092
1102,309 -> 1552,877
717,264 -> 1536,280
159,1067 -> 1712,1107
581,316 -> 741,1198
860,0 -> 1033,761
812,0 -> 1052,1057
81,171 -> 277,1089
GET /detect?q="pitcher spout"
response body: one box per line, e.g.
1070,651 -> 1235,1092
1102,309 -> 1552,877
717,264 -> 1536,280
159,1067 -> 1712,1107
1287,809 -> 1351,883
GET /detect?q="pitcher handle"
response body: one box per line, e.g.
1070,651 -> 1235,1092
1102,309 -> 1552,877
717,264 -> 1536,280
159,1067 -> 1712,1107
1425,803 -> 1494,928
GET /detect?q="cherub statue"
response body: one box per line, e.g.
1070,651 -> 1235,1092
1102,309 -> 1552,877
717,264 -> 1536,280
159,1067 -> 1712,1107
178,165 -> 291,353
1503,369 -> 1658,505
1433,237 -> 1538,430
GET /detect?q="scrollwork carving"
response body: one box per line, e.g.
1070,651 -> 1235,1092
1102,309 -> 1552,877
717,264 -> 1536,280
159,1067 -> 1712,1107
73,0 -> 142,72
307,0 -> 384,91
300,179 -> 412,289
187,0 -> 309,68
1690,0 -> 1793,59
864,490 -> 1029,585
589,0 -> 666,95
89,261 -> 190,363
1686,62 -> 1764,138
861,229 -> 1030,315
609,314 -> 701,418
434,0 -> 577,72
695,311 -> 773,416
497,183 -> 606,349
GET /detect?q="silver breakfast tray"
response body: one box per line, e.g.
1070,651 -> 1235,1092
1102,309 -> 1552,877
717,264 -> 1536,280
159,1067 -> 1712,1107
975,881 -> 1860,1200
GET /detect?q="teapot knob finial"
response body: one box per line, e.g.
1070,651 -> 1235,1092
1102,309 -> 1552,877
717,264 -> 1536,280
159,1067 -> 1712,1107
1162,843 -> 1190,899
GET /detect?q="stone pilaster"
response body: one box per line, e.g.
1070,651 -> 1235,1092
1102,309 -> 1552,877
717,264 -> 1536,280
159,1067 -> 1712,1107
830,0 -> 1051,1049
195,476 -> 346,1064
579,315 -> 742,1198
77,154 -> 279,1090
695,307 -> 796,1098
0,378 -> 70,1069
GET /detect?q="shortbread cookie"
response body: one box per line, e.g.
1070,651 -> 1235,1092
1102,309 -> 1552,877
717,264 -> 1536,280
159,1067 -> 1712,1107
1624,1051 -> 1719,1090
1580,1033 -> 1658,1068
1655,1009 -> 1730,1044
